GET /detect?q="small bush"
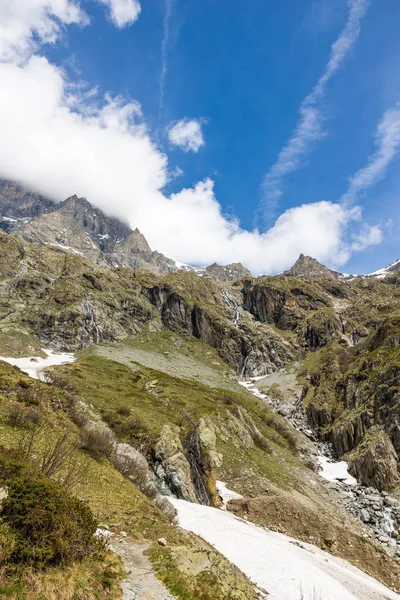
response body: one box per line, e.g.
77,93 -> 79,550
16,386 -> 40,406
17,429 -> 86,492
1,475 -> 102,568
48,372 -> 76,393
0,447 -> 26,483
79,427 -> 114,459
0,523 -> 16,563
7,402 -> 41,428
116,405 -> 130,417
222,395 -> 236,406
62,391 -> 89,428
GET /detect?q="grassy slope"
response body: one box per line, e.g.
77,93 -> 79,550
0,358 -> 260,600
65,331 -> 310,493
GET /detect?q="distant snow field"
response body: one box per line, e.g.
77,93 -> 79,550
170,496 -> 399,600
0,349 -> 75,379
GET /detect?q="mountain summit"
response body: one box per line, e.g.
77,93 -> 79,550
284,253 -> 342,280
0,178 -> 253,279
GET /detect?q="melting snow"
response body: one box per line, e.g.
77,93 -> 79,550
317,456 -> 357,486
0,349 -> 75,380
170,497 -> 399,600
216,480 -> 243,509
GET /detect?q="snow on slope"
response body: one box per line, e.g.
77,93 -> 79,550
170,497 -> 400,600
0,349 -> 75,379
367,258 -> 400,279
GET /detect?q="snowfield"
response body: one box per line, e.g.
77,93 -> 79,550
170,496 -> 400,600
317,455 -> 357,486
0,349 -> 75,379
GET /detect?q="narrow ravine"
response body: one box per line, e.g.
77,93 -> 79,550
240,376 -> 400,557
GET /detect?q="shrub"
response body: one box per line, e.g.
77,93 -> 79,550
0,447 -> 26,483
16,386 -> 40,406
116,405 -> 130,417
79,427 -> 114,459
17,428 -> 86,492
59,390 -> 89,428
7,402 -> 41,428
0,523 -> 16,563
48,372 -> 76,393
1,475 -> 102,568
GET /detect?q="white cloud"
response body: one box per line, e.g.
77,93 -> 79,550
350,223 -> 382,251
0,0 -> 381,275
0,0 -> 87,62
168,119 -> 205,153
341,103 -> 400,205
262,0 -> 370,216
98,0 -> 141,28
0,58 -> 377,274
159,0 -> 173,121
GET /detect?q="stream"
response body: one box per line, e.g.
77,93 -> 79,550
239,376 -> 400,556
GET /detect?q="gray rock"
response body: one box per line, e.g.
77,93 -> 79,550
360,509 -> 370,522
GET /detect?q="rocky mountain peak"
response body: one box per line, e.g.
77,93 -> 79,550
204,262 -> 252,282
114,228 -> 152,254
284,254 -> 341,280
0,178 -> 54,230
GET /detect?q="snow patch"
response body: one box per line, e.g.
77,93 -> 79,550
48,243 -> 85,256
216,481 -> 243,509
170,498 -> 399,600
0,349 -> 75,380
317,456 -> 357,486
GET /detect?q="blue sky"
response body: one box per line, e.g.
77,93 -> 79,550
0,0 -> 399,274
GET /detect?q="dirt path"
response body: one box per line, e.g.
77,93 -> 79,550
109,536 -> 175,600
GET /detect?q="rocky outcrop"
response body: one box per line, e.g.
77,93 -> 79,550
113,441 -> 177,520
153,424 -> 199,503
331,410 -> 371,456
347,430 -> 399,490
301,309 -> 342,349
284,254 -> 341,280
242,278 -> 330,336
152,423 -> 220,506
204,262 -> 252,282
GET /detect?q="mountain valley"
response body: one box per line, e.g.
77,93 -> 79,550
0,179 -> 399,599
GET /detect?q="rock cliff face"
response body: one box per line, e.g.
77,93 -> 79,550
302,311 -> 400,489
0,178 -> 54,231
17,194 -> 179,274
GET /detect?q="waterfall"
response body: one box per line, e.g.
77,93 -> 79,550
221,290 -> 241,327
82,300 -> 102,344
381,507 -> 396,536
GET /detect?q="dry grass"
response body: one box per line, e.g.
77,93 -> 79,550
0,552 -> 124,600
